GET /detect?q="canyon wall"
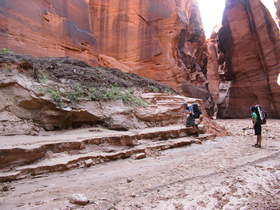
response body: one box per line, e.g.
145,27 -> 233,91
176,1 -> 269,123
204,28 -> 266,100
0,0 -> 208,96
209,0 -> 280,118
0,0 -> 96,63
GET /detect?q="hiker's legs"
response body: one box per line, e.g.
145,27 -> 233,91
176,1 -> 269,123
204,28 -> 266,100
186,115 -> 195,127
254,135 -> 261,148
257,135 -> 262,147
257,125 -> 262,147
254,124 -> 262,147
255,136 -> 258,146
194,125 -> 199,137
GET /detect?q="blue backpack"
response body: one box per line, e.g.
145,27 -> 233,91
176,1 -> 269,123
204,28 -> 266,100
188,104 -> 201,119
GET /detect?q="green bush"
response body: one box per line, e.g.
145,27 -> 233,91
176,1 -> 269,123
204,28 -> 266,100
42,85 -> 148,107
148,85 -> 160,93
88,87 -> 103,101
88,86 -> 124,101
46,88 -> 63,107
88,86 -> 148,106
65,84 -> 84,102
127,95 -> 148,107
103,86 -> 123,101
38,72 -> 49,83
0,48 -> 10,54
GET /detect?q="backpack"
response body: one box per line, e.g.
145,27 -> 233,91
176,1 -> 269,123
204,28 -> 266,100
254,105 -> 267,125
190,104 -> 202,119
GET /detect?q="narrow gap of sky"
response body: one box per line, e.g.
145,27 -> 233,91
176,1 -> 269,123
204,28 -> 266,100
197,0 -> 278,38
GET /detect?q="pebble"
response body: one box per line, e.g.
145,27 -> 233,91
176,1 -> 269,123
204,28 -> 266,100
2,185 -> 9,191
132,153 -> 146,160
84,159 -> 93,167
69,193 -> 89,205
130,193 -> 136,198
1,184 -> 14,192
127,178 -> 133,183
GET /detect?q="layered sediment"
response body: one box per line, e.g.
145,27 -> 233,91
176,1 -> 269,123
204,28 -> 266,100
0,53 -> 227,136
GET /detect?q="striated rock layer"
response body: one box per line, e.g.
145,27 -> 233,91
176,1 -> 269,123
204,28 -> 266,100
212,0 -> 280,118
0,0 -> 208,96
0,53 -> 226,136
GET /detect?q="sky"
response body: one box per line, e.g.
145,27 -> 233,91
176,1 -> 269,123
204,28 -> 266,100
197,0 -> 278,38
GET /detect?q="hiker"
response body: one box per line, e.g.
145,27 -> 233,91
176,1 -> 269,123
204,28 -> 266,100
251,105 -> 265,148
185,103 -> 202,136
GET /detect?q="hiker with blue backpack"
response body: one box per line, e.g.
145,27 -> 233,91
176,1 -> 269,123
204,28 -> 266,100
251,105 -> 267,148
185,103 -> 202,136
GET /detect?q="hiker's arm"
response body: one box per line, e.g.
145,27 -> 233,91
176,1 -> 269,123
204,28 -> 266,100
252,118 -> 256,126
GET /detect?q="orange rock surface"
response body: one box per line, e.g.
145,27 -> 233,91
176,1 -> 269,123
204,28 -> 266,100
0,1 -> 97,63
0,0 -> 208,95
215,0 -> 280,118
207,35 -> 220,102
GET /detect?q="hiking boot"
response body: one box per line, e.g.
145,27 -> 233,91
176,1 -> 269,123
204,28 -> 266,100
253,144 -> 261,148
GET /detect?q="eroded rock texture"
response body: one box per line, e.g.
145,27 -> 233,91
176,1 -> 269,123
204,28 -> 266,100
214,0 -> 280,118
207,31 -> 232,117
0,0 -> 207,95
0,0 -> 96,63
0,53 -> 225,136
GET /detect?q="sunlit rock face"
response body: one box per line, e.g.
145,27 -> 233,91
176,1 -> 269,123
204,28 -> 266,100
206,31 -> 232,118
0,0 -> 97,64
215,0 -> 280,118
0,0 -> 207,95
207,33 -> 220,103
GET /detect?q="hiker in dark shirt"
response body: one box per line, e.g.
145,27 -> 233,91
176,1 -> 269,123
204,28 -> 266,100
185,104 -> 202,136
185,104 -> 196,128
251,106 -> 262,148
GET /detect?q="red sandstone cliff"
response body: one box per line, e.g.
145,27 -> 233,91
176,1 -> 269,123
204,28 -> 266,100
0,0 -> 208,96
0,1 -> 96,62
207,33 -> 220,103
212,0 -> 280,118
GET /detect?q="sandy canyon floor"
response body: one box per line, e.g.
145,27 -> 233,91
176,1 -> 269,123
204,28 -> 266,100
0,119 -> 280,210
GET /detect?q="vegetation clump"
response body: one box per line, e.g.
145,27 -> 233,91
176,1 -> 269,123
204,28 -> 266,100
1,54 -> 175,107
147,85 -> 160,93
64,84 -> 85,103
0,48 -> 11,54
89,86 -> 148,106
42,85 -> 148,107
38,72 -> 49,83
46,88 -> 64,107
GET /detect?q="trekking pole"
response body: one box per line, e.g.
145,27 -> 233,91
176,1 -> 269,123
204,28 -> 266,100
242,127 -> 253,131
242,127 -> 253,135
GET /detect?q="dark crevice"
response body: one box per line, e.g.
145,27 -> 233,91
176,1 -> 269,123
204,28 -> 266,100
136,12 -> 149,25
